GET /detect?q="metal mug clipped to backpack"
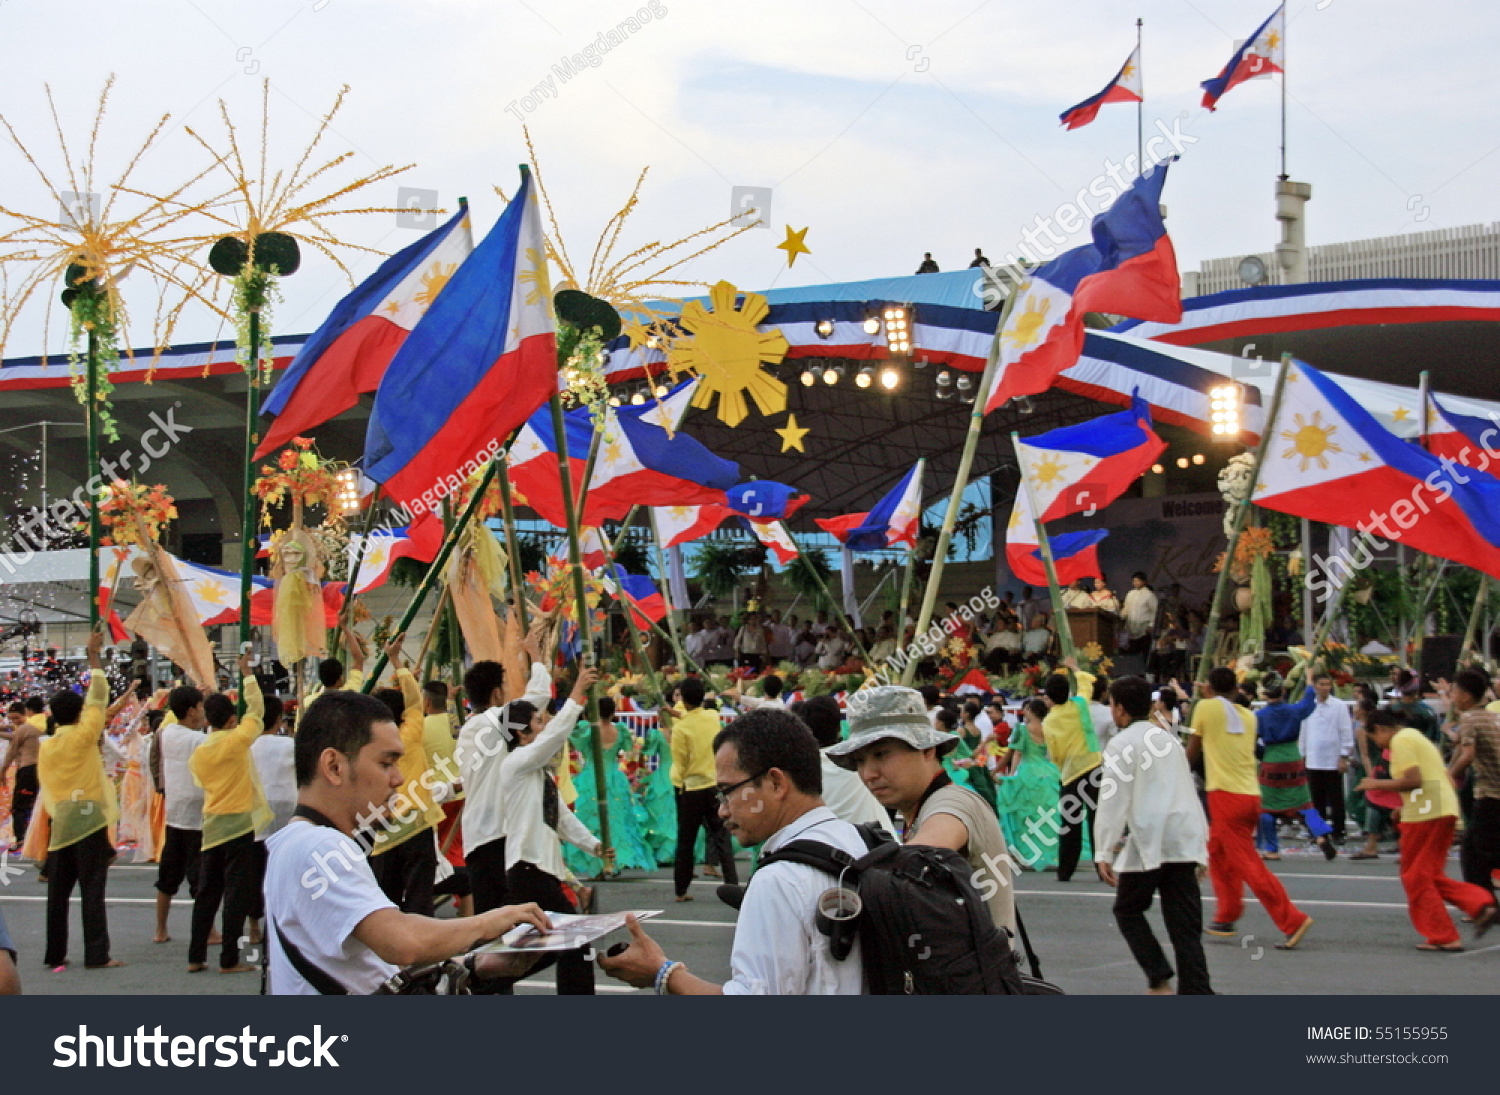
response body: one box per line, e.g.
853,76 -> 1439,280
813,867 -> 862,961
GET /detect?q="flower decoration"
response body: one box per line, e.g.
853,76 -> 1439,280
252,436 -> 346,515
96,480 -> 176,546
1214,524 -> 1276,584
455,465 -> 505,521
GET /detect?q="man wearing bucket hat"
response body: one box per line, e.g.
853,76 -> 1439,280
826,685 -> 1017,939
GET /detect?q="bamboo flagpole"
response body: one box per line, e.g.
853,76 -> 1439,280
894,459 -> 926,642
1010,433 -> 1078,666
901,289 -> 1020,686
496,456 -> 530,632
779,525 -> 873,666
1194,354 -> 1293,685
646,507 -> 690,669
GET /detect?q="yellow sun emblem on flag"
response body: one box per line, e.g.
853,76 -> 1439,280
1003,287 -> 1052,351
1280,411 -> 1342,472
193,580 -> 229,605
518,247 -> 553,310
1029,454 -> 1068,489
1008,507 -> 1024,531
669,280 -> 789,428
414,262 -> 458,308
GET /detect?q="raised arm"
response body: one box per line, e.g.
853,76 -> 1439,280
509,669 -> 597,775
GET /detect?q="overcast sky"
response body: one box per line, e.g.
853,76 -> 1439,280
3,0 -> 1496,355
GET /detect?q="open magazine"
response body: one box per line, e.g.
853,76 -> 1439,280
472,910 -> 663,954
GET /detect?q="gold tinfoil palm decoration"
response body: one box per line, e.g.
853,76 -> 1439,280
671,280 -> 789,427
0,76 -> 225,384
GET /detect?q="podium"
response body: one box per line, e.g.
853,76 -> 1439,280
1066,609 -> 1116,654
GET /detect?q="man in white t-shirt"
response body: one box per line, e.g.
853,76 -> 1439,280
152,686 -> 208,944
263,689 -> 548,995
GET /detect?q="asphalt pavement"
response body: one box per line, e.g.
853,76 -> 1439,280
2,839 -> 1495,995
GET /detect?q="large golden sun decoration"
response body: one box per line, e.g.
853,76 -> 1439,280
669,280 -> 788,428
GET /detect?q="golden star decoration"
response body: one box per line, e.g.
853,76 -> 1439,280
776,414 -> 809,453
669,280 -> 789,427
777,225 -> 811,267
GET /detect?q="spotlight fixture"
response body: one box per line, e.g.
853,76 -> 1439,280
333,468 -> 363,516
882,305 -> 912,355
608,394 -> 623,408
935,386 -> 954,400
878,364 -> 901,391
936,369 -> 953,388
630,388 -> 647,405
800,366 -> 818,387
822,363 -> 845,385
1191,453 -> 1205,466
856,364 -> 875,389
1014,395 -> 1036,414
1209,383 -> 1242,437
1175,456 -> 1189,469
652,383 -> 669,399
862,315 -> 881,335
955,374 -> 974,391
1151,463 -> 1164,474
815,318 -> 835,339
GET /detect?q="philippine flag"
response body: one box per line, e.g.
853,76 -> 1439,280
346,518 -> 443,596
1425,395 -> 1500,473
1015,392 -> 1165,521
1201,4 -> 1285,111
258,207 -> 472,458
747,519 -> 799,566
160,554 -> 272,627
816,461 -> 924,552
654,503 -> 733,548
1253,361 -> 1500,580
98,548 -> 131,643
985,165 -> 1181,412
605,567 -> 667,631
364,167 -> 557,514
1004,483 -> 1109,589
1060,46 -> 1143,130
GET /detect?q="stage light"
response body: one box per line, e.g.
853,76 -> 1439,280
815,318 -> 835,339
800,367 -> 818,387
608,394 -> 623,408
1151,463 -> 1164,474
863,316 -> 881,335
878,364 -> 901,390
823,363 -> 844,385
1209,383 -> 1241,438
333,468 -> 363,516
1176,457 -> 1189,469
955,374 -> 974,391
936,369 -> 953,388
882,304 -> 912,355
1192,453 -> 1205,466
856,365 -> 874,388
654,383 -> 670,398
631,388 -> 647,405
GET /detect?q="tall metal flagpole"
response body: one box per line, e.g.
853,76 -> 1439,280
1010,434 -> 1078,666
1136,17 -> 1145,175
239,308 -> 262,658
894,459 -> 926,643
1279,6 -> 1289,180
1194,355 -> 1293,685
85,330 -> 101,631
901,287 -> 1021,686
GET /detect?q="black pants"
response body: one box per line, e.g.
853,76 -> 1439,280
44,828 -> 113,967
246,840 -> 268,921
1057,767 -> 1104,882
371,831 -> 437,916
674,788 -> 737,896
1306,768 -> 1346,839
1113,862 -> 1213,994
468,837 -> 509,914
505,861 -> 593,995
188,831 -> 258,968
1461,797 -> 1500,899
155,825 -> 202,897
10,764 -> 37,844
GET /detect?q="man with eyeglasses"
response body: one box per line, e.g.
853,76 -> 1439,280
600,707 -> 867,994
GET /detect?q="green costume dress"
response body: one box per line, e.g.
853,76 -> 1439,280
564,720 -> 655,876
943,737 -> 999,814
632,724 -> 677,866
993,724 -> 1068,871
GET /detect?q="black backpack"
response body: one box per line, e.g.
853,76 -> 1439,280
759,823 -> 1031,995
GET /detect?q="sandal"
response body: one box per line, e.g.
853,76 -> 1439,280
1416,943 -> 1464,952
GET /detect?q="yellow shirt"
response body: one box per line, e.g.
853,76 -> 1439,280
298,670 -> 366,725
370,670 -> 445,854
1487,700 -> 1500,714
1042,670 -> 1100,784
190,676 -> 270,850
1389,727 -> 1460,823
37,671 -> 115,850
1190,695 -> 1260,797
422,711 -> 461,801
670,706 -> 722,792
26,712 -> 47,733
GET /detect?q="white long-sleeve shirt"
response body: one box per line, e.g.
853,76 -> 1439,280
1094,720 -> 1208,873
723,806 -> 867,995
158,722 -> 207,832
456,663 -> 552,856
1300,695 -> 1355,771
499,697 -> 601,876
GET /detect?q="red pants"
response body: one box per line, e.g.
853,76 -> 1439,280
1398,815 -> 1495,946
1207,790 -> 1308,935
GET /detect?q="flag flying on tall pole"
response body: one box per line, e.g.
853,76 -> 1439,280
1005,480 -> 1108,588
1425,394 -> 1500,472
984,165 -> 1181,412
1059,45 -> 1143,130
653,503 -> 733,548
364,167 -> 557,512
1014,392 -> 1166,521
1200,3 -> 1285,111
746,518 -> 799,565
258,206 -> 473,458
1253,360 -> 1500,579
815,461 -> 923,551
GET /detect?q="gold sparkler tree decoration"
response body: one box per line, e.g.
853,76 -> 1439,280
175,79 -> 421,657
0,75 -> 227,629
501,127 -> 760,416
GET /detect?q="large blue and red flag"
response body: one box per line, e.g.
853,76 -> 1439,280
816,461 -> 923,551
345,517 -> 443,596
985,165 -> 1181,412
1014,392 -> 1166,521
258,207 -> 472,458
1060,46 -> 1142,130
1425,395 -> 1500,472
364,168 -> 557,514
1254,360 -> 1500,579
606,566 -> 668,631
507,379 -> 742,527
1006,480 -> 1109,588
1201,4 -> 1285,111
